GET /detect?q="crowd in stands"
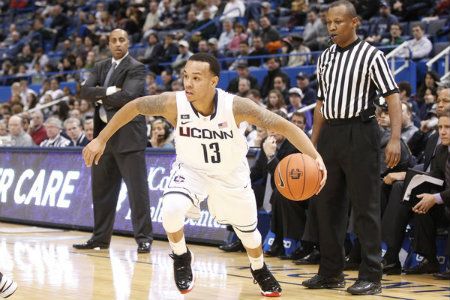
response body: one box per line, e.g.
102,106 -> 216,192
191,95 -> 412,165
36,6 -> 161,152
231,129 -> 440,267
0,0 -> 450,277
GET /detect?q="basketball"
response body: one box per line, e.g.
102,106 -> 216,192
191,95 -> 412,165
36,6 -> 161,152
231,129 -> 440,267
274,153 -> 322,201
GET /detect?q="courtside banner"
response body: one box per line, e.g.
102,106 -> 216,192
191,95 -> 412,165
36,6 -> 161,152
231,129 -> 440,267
0,148 -> 232,244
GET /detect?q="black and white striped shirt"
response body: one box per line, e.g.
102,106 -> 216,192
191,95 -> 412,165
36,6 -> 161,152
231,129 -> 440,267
317,38 -> 398,120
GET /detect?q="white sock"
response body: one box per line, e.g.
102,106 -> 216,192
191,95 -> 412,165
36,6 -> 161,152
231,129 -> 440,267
248,254 -> 264,270
169,235 -> 188,255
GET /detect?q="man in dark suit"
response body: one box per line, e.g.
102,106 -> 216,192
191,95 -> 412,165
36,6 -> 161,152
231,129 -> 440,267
403,107 -> 450,277
73,29 -> 153,253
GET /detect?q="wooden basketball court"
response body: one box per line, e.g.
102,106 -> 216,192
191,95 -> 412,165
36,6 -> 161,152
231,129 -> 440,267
0,222 -> 448,300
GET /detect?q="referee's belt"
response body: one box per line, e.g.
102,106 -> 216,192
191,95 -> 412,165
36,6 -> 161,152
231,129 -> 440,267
325,108 -> 376,126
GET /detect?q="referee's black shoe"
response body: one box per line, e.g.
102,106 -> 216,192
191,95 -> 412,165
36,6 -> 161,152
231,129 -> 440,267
170,250 -> 194,294
73,239 -> 109,250
302,274 -> 345,289
347,280 -> 381,295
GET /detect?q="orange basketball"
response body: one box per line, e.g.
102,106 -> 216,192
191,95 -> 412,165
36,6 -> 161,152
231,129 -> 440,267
274,153 -> 322,201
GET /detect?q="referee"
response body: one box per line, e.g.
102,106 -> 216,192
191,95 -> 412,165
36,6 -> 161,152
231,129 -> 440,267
302,1 -> 401,295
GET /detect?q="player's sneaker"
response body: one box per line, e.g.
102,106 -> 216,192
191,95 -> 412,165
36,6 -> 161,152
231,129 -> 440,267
169,250 -> 194,294
250,263 -> 282,297
0,273 -> 17,298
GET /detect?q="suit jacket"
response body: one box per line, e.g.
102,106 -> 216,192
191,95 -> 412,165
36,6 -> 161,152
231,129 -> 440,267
80,54 -> 147,153
422,131 -> 439,171
430,145 -> 450,206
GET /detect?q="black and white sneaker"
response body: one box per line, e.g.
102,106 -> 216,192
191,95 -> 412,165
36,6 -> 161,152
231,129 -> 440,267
169,250 -> 194,294
250,263 -> 282,297
0,273 -> 17,298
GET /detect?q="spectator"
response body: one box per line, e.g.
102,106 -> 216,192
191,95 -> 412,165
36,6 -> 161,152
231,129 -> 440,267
28,110 -> 47,145
160,69 -> 174,92
260,57 -> 290,98
217,19 -> 235,52
247,89 -> 265,108
64,117 -> 89,147
296,72 -> 316,106
391,0 -> 435,22
397,81 -> 420,126
195,9 -> 218,40
286,35 -> 311,67
266,89 -> 287,114
287,0 -> 307,29
260,2 -> 277,27
139,33 -> 164,74
228,41 -> 251,70
246,19 -> 261,46
248,36 -> 269,68
259,16 -> 281,53
142,1 -> 159,33
83,118 -> 94,141
237,77 -> 251,97
50,4 -> 70,49
207,38 -> 227,68
227,22 -> 247,55
40,117 -> 70,147
161,34 -> 179,63
290,111 -> 308,134
226,62 -> 259,93
148,118 -> 174,148
403,24 -> 433,60
7,115 -> 34,147
380,23 -> 404,46
303,7 -> 326,51
171,40 -> 193,72
273,75 -> 290,104
400,102 -> 418,143
366,1 -> 399,45
287,87 -> 313,132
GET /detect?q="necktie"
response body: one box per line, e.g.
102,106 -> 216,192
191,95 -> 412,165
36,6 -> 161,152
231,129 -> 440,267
445,152 -> 450,188
99,62 -> 117,123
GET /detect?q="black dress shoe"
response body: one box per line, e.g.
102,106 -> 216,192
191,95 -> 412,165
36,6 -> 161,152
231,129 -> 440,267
382,259 -> 402,275
347,280 -> 381,295
137,242 -> 151,253
73,239 -> 109,250
343,256 -> 360,271
295,249 -> 320,265
218,240 -> 245,252
302,274 -> 345,289
263,243 -> 283,257
404,259 -> 439,274
433,271 -> 450,280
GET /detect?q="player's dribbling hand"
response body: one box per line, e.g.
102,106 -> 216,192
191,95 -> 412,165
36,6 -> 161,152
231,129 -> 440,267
315,155 -> 327,194
82,138 -> 106,167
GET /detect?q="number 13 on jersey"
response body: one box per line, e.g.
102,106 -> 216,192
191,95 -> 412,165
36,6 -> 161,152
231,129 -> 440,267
201,142 -> 221,163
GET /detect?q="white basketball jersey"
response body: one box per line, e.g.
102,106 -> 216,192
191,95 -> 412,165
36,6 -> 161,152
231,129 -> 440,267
174,89 -> 249,176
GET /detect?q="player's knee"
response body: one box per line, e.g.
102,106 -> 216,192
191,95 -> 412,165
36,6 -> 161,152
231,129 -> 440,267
234,228 -> 262,249
161,195 -> 188,232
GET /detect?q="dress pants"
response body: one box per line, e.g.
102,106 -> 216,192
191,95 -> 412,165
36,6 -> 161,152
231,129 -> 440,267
316,119 -> 382,282
92,150 -> 153,244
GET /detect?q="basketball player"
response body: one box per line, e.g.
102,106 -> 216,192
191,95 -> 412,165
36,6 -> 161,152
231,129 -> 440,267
0,272 -> 17,298
82,53 -> 326,297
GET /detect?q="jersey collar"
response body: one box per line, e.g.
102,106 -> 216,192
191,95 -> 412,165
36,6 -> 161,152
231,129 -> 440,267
190,89 -> 219,120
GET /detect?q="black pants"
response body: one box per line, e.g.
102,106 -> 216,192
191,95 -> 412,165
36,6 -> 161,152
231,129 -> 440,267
412,206 -> 449,259
316,119 -> 382,282
92,150 -> 153,245
381,181 -> 412,261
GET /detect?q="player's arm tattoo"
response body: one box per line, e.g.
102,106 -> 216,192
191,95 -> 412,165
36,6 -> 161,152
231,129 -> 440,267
135,92 -> 171,116
234,96 -> 286,131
